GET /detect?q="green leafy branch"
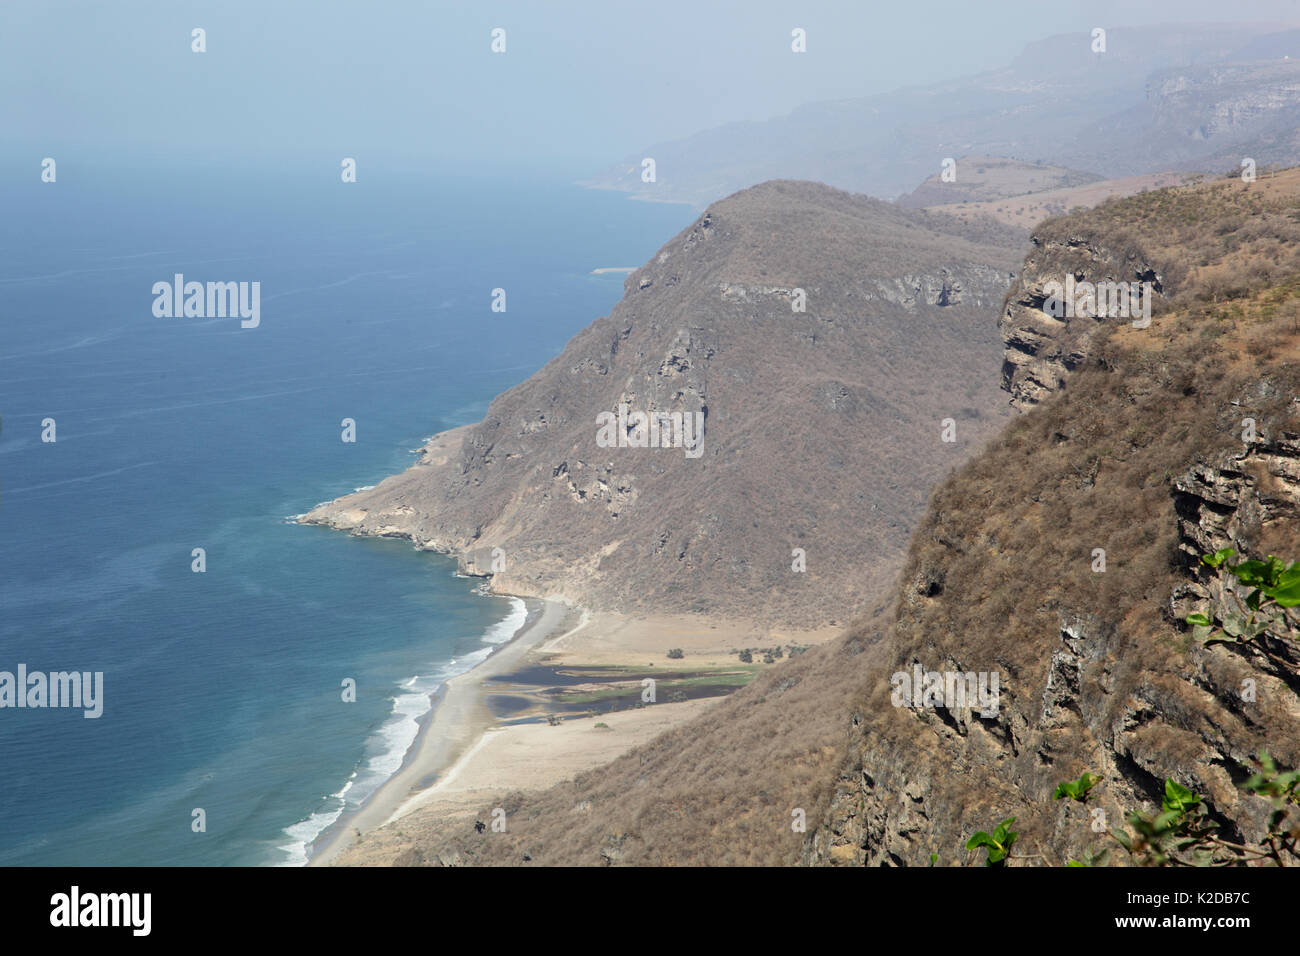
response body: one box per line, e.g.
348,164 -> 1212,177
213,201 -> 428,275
970,754 -> 1300,867
965,817 -> 1018,866
1112,778 -> 1221,866
1070,755 -> 1300,867
1238,750 -> 1300,866
1185,548 -> 1300,670
1053,772 -> 1100,803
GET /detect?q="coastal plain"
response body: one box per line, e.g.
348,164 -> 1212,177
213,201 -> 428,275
312,601 -> 839,865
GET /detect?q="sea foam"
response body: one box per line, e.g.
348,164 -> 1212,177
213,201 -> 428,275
274,596 -> 529,865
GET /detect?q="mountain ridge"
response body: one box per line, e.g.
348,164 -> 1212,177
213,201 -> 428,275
581,23 -> 1300,206
302,179 -> 1024,626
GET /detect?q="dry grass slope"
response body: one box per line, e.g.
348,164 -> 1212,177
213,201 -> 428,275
814,168 -> 1300,866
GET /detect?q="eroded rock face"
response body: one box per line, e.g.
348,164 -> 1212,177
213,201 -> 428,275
998,232 -> 1163,412
1167,393 -> 1300,682
1171,412 -> 1300,575
807,575 -> 1300,866
807,223 -> 1300,868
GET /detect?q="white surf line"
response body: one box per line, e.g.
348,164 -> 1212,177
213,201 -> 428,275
381,603 -> 589,826
3,460 -> 160,495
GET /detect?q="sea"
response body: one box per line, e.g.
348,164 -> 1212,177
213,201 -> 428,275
0,158 -> 690,865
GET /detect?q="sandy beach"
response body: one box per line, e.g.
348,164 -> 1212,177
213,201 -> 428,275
313,604 -> 841,865
307,599 -> 579,866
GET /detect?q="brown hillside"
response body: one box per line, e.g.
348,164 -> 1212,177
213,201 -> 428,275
304,180 -> 1024,626
925,170 -> 1199,231
812,168 -> 1300,866
896,156 -> 1103,210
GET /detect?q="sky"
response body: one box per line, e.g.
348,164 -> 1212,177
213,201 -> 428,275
3,0 -> 1300,179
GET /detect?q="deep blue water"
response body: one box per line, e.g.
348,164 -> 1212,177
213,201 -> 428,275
0,162 -> 690,865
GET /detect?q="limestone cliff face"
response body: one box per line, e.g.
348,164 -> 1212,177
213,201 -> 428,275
806,395 -> 1300,867
1168,386 -> 1300,685
1135,60 -> 1300,172
807,183 -> 1300,867
302,180 -> 1023,625
1171,406 -> 1300,576
998,229 -> 1163,412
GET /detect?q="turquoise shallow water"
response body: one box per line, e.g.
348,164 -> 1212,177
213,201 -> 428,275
0,164 -> 690,865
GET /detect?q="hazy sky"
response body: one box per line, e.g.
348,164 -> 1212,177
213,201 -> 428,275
4,0 -> 1300,178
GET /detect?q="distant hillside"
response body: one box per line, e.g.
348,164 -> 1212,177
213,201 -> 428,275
920,170 -> 1198,230
304,181 -> 1024,627
582,24 -> 1300,205
897,157 -> 1102,210
1070,58 -> 1300,178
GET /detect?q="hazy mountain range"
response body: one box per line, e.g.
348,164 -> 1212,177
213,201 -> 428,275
581,23 -> 1300,205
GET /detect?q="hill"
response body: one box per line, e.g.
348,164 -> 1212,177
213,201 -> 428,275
896,157 -> 1102,210
811,168 -> 1300,865
303,180 -> 1024,627
918,170 -> 1198,230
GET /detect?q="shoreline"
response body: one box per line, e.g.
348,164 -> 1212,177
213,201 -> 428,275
306,598 -> 581,866
324,608 -> 844,865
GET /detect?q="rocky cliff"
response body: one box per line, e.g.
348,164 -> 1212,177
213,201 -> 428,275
998,226 -> 1165,412
807,169 -> 1300,866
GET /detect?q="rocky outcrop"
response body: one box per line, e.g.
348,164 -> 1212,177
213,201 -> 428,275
1170,389 -> 1300,573
1167,389 -> 1300,683
998,230 -> 1163,411
809,491 -> 1300,867
809,179 -> 1300,867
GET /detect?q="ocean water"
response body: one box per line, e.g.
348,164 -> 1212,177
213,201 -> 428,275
0,161 -> 690,865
